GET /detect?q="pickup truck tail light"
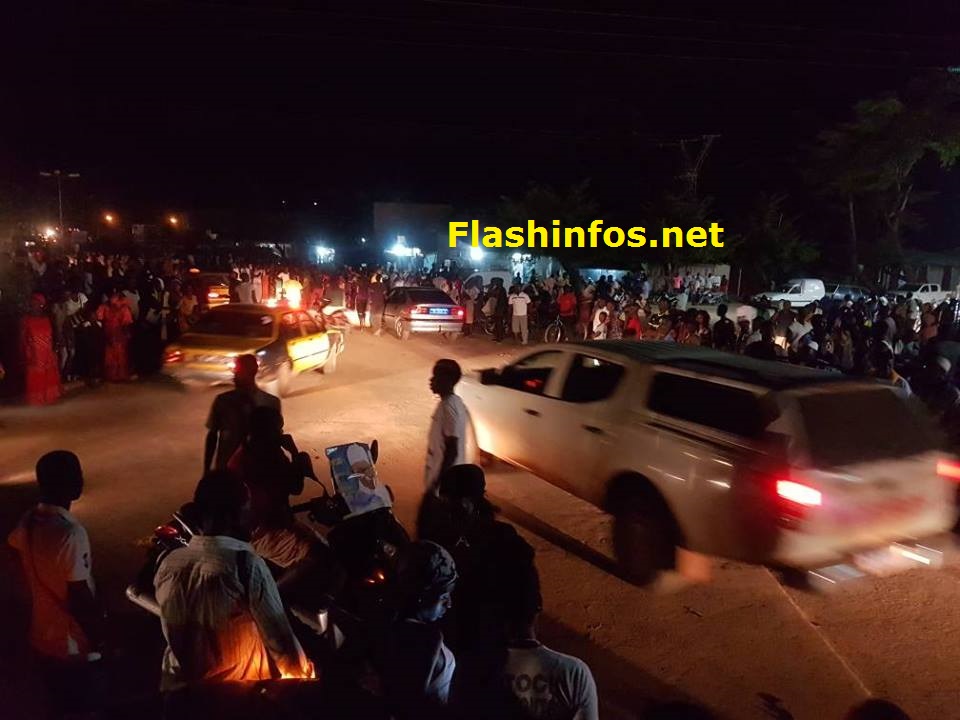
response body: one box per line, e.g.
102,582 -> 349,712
777,480 -> 822,507
937,460 -> 960,481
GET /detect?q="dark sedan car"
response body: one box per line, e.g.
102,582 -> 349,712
381,286 -> 464,340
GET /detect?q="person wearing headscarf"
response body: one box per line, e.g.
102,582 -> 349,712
20,293 -> 61,405
95,286 -> 134,381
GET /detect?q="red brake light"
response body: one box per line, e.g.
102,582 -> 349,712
164,350 -> 183,364
154,524 -> 181,540
937,460 -> 960,481
454,306 -> 465,318
777,480 -> 822,507
413,304 -> 429,315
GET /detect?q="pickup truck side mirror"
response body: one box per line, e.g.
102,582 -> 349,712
479,368 -> 500,386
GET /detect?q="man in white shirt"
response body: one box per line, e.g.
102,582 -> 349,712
155,471 -> 313,689
8,451 -> 104,712
424,359 -> 470,492
236,272 -> 255,303
502,561 -> 598,720
508,286 -> 532,345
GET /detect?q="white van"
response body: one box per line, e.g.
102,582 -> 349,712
757,278 -> 826,307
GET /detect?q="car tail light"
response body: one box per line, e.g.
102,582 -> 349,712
164,350 -> 183,364
207,291 -> 220,299
413,304 -> 429,315
937,460 -> 960,481
454,306 -> 465,318
154,524 -> 181,540
777,480 -> 822,507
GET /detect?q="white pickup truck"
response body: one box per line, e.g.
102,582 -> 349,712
892,283 -> 954,305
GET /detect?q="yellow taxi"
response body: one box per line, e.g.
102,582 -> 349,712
164,303 -> 344,396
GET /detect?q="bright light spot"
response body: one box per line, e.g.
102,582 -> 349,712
313,201 -> 318,206
777,480 -> 822,507
168,215 -> 179,226
892,545 -> 932,566
103,213 -> 115,223
386,238 -> 422,257
511,252 -> 523,262
315,245 -> 335,264
42,227 -> 56,239
266,298 -> 278,308
469,246 -> 484,261
361,237 -> 366,244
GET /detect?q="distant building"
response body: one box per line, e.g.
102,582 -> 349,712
899,249 -> 960,292
373,202 -> 452,266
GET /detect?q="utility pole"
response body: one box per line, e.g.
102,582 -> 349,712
39,169 -> 81,238
657,134 -> 720,199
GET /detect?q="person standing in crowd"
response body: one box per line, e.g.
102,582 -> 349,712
178,284 -> 198,330
96,287 -> 134,382
508,284 -> 531,345
745,320 -> 780,360
204,354 -> 280,473
236,272 -> 255,303
369,271 -> 386,335
463,280 -> 480,336
490,278 -> 509,343
155,471 -> 314,691
20,292 -> 61,405
379,540 -> 458,719
356,272 -> 370,330
557,285 -> 578,340
501,560 -> 598,720
424,359 -> 470,494
712,304 -> 737,352
8,451 -> 105,715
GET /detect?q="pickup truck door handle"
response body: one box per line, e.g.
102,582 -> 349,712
523,408 -> 541,417
583,425 -> 604,435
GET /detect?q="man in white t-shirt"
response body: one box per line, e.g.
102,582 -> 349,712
424,359 -> 470,492
508,286 -> 532,345
8,451 -> 104,711
502,561 -> 598,720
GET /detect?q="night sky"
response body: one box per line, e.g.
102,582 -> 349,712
5,1 -> 960,236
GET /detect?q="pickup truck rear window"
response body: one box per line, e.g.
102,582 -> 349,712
796,387 -> 937,467
648,373 -> 769,438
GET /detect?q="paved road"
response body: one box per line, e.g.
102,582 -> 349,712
1,330 -> 958,719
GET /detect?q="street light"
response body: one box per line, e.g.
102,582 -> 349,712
39,169 -> 80,239
168,215 -> 179,227
103,212 -> 116,224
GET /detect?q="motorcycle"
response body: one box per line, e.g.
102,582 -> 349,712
126,439 -> 409,654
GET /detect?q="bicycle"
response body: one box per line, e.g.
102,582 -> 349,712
544,314 -> 566,343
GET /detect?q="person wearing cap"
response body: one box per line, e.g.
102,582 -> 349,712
20,292 -> 62,405
203,353 -> 280,473
380,540 -> 458,719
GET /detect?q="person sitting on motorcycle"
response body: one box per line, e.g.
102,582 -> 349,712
228,406 -> 340,599
155,470 -> 314,690
379,540 -> 458,720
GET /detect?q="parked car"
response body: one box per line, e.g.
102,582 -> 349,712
164,303 -> 344,396
888,283 -> 954,306
825,283 -> 871,302
461,341 -> 956,583
380,286 -> 464,340
191,271 -> 232,309
754,278 -> 826,307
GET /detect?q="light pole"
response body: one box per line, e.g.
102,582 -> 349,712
39,169 -> 81,238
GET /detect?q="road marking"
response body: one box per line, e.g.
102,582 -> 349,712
767,569 -> 873,699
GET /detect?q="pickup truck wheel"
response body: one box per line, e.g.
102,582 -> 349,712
612,487 -> 678,585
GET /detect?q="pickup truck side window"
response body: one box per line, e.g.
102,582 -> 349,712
647,373 -> 765,438
499,351 -> 566,396
788,285 -> 801,294
561,354 -> 625,403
